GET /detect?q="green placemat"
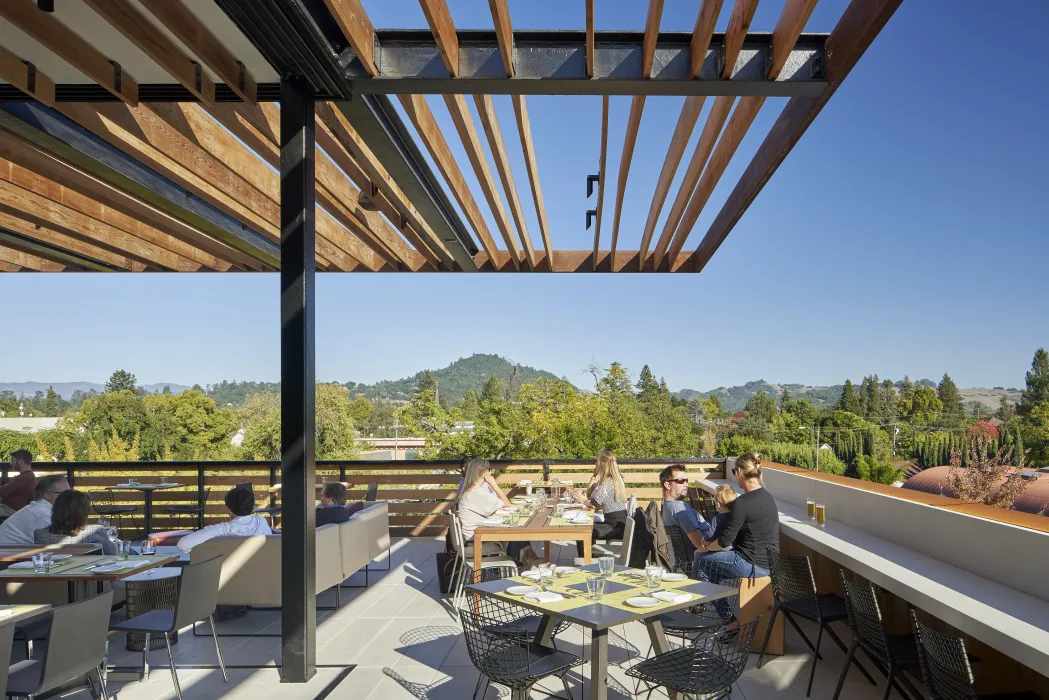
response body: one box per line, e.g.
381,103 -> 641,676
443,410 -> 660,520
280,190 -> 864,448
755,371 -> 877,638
0,556 -> 152,578
610,572 -> 696,590
594,584 -> 700,613
492,587 -> 592,613
547,516 -> 593,528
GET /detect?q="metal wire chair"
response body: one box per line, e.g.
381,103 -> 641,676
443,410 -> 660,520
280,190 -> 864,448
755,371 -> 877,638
164,488 -> 210,530
910,610 -> 1042,700
448,511 -> 516,613
91,488 -> 138,537
834,572 -> 922,700
474,578 -> 573,647
658,557 -> 742,647
627,617 -> 760,700
460,608 -> 585,700
663,523 -> 691,574
758,548 -> 877,697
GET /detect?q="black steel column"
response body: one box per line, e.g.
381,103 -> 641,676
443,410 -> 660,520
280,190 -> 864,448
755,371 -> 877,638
280,76 -> 316,684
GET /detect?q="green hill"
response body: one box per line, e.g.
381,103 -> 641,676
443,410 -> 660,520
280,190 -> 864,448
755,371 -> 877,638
345,354 -> 565,404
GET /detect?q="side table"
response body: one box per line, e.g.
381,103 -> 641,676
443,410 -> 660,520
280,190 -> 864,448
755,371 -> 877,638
123,567 -> 181,651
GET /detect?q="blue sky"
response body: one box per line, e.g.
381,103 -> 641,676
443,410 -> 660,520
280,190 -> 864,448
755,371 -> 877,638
2,0 -> 1047,392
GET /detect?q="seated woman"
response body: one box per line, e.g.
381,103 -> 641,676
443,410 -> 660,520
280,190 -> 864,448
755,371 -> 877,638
693,453 -> 779,579
571,450 -> 628,557
34,489 -> 116,554
456,458 -> 539,567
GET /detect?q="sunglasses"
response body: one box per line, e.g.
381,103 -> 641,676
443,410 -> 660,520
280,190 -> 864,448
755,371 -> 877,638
665,478 -> 689,485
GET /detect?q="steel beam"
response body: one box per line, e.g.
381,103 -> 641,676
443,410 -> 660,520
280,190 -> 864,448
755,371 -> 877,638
279,76 -> 317,684
336,95 -> 479,270
347,30 -> 827,96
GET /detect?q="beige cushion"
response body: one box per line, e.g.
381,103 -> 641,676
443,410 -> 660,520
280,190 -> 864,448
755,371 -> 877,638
338,517 -> 370,579
351,502 -> 391,563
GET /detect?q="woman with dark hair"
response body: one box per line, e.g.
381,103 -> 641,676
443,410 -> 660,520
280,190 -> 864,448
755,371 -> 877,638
34,489 -> 116,554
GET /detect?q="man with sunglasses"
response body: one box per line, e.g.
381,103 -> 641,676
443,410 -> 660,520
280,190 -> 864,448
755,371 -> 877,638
659,464 -> 711,561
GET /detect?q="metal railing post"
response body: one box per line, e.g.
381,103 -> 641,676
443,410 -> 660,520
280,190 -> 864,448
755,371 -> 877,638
197,463 -> 206,530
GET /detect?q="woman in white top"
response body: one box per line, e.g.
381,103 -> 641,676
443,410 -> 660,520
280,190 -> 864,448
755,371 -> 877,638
571,450 -> 629,555
456,458 -> 537,566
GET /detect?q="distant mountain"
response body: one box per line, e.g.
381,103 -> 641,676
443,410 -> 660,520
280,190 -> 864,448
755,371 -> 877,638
346,353 -> 566,404
0,381 -> 190,399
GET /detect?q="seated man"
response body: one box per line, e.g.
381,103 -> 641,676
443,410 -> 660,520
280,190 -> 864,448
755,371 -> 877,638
177,485 -> 273,552
0,475 -> 69,545
659,464 -> 712,563
0,450 -> 38,516
316,482 -> 363,526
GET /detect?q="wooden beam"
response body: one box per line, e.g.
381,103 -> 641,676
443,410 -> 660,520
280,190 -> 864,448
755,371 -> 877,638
642,0 -> 666,79
81,0 -> 216,106
665,96 -> 765,263
722,0 -> 760,79
651,94 -> 733,269
419,0 -> 459,76
638,95 -> 704,269
592,95 -> 608,271
488,0 -> 514,77
511,95 -> 554,270
0,229 -> 108,271
475,249 -> 693,273
609,95 -> 645,266
691,0 -> 725,78
396,94 -> 498,265
0,244 -> 64,271
0,45 -> 54,107
585,0 -> 595,79
0,2 -> 138,105
770,0 -> 819,79
0,206 -> 144,271
316,102 -> 457,268
473,95 -> 534,268
692,0 -> 904,273
442,93 -> 522,269
138,0 -> 257,103
323,0 -> 377,75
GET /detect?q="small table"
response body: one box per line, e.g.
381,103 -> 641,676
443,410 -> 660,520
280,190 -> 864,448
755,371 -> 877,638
111,483 -> 182,535
468,564 -> 736,700
472,502 -> 593,580
0,554 -> 179,602
123,567 -> 181,651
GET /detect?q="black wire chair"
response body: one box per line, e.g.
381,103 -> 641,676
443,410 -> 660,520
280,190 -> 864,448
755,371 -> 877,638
460,608 -> 585,700
237,482 -> 281,526
475,577 -> 573,647
835,572 -> 923,700
91,488 -> 139,537
663,523 -> 691,575
910,610 -> 1042,700
657,557 -> 742,647
164,488 -> 210,530
758,548 -> 877,697
627,617 -> 760,700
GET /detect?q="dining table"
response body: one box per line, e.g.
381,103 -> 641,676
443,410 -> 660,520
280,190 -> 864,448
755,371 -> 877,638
0,544 -> 101,563
467,562 -> 736,700
110,482 -> 183,535
0,553 -> 179,602
0,604 -> 51,627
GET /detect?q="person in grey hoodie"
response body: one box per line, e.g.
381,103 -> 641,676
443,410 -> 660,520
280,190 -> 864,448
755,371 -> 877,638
177,486 -> 272,552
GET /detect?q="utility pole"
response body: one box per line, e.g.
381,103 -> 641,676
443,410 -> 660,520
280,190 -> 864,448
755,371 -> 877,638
892,424 -> 899,457
815,427 -> 821,472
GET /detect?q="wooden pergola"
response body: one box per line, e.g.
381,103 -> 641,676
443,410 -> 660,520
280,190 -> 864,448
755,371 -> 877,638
0,0 -> 903,684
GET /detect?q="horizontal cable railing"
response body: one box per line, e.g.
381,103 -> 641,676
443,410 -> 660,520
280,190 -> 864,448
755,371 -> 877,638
29,459 -> 727,537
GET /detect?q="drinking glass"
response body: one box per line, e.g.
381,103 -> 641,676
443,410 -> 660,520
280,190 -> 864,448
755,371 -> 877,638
807,498 -> 816,520
99,518 -> 118,542
537,564 -> 555,592
508,511 -> 520,528
128,476 -> 138,486
115,540 -> 130,561
645,564 -> 663,590
554,503 -> 565,519
585,574 -> 605,600
140,540 -> 156,556
32,552 -> 52,574
159,476 -> 168,484
599,556 -> 616,579
815,503 -> 827,527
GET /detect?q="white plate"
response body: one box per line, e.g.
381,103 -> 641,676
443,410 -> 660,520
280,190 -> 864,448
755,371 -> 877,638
555,566 -> 577,575
506,585 -> 537,596
625,596 -> 661,608
48,554 -> 73,561
661,572 -> 687,582
90,563 -> 131,574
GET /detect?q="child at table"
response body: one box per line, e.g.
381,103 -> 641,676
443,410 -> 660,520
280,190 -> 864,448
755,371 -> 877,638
708,485 -> 737,548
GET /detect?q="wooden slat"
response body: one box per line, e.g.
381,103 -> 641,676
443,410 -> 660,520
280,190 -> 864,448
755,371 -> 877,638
0,45 -> 54,107
476,249 -> 693,272
642,0 -> 666,79
691,0 -> 904,274
510,95 -> 554,269
488,0 -> 515,77
396,94 -> 499,264
592,95 -> 608,271
608,95 -> 645,267
585,0 -> 595,79
81,0 -> 215,106
473,94 -> 535,268
322,0 -> 377,75
722,0 -> 760,79
140,0 -> 257,103
666,96 -> 766,264
316,102 -> 457,269
770,0 -> 819,79
651,94 -> 733,269
419,0 -> 459,76
0,232 -> 101,271
690,0 -> 725,78
0,2 -> 138,105
443,93 -> 523,269
0,207 -> 140,270
638,95 -> 704,269
0,244 -> 63,271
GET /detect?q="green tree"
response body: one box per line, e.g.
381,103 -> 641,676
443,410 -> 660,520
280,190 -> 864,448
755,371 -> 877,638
744,391 -> 777,425
315,384 -> 360,459
702,394 -> 723,420
238,394 -> 281,459
43,386 -> 59,416
162,385 -> 172,395
837,379 -> 860,414
347,396 -> 374,426
636,365 -> 660,404
105,369 -> 138,394
1020,348 -> 1049,415
908,386 -> 943,426
937,373 -> 964,426
417,370 -> 438,396
480,375 -> 504,405
456,389 -> 481,421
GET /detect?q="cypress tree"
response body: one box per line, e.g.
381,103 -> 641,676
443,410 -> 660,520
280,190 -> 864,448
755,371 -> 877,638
837,379 -> 860,414
1020,348 -> 1049,415
937,374 -> 964,427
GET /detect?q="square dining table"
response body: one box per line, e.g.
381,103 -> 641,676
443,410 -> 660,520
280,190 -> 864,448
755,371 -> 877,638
466,562 -> 736,700
0,554 -> 179,602
471,500 -> 594,578
110,482 -> 183,535
0,544 -> 101,563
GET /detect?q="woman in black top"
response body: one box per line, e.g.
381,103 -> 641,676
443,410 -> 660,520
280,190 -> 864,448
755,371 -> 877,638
693,453 -> 779,579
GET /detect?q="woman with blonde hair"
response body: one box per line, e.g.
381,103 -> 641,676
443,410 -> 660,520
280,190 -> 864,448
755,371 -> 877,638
694,452 -> 778,578
572,449 -> 629,556
456,457 -> 538,566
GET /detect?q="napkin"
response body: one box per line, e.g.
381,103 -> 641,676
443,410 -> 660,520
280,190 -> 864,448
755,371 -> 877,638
7,561 -> 36,569
523,591 -> 564,604
651,591 -> 692,604
480,517 -> 505,525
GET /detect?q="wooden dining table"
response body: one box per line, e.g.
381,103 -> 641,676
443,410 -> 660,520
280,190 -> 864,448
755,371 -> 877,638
0,544 -> 100,563
0,553 -> 179,602
471,499 -> 593,580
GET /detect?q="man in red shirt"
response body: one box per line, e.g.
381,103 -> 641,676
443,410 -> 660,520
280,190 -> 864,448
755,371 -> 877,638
0,450 -> 38,516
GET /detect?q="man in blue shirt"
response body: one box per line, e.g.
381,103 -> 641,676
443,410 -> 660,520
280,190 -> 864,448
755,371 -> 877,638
660,464 -> 711,561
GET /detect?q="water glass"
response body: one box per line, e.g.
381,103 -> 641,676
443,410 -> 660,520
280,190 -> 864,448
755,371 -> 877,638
806,498 -> 816,520
555,503 -> 565,519
128,476 -> 139,486
508,511 -> 520,527
537,564 -> 555,592
815,503 -> 827,527
159,476 -> 168,484
115,540 -> 130,561
599,555 -> 616,579
140,540 -> 156,556
585,575 -> 605,600
645,564 -> 663,590
32,552 -> 52,574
